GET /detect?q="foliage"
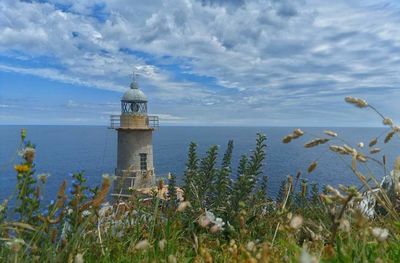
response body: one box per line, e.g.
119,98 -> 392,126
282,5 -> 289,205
1,98 -> 400,262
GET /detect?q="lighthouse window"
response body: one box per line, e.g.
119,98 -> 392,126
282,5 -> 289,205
140,153 -> 147,171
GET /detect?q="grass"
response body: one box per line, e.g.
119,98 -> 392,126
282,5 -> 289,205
0,97 -> 400,262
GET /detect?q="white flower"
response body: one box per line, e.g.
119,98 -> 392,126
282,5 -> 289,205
371,227 -> 389,242
198,211 -> 225,231
82,210 -> 91,217
205,211 -> 216,222
289,215 -> 303,230
213,217 -> 225,229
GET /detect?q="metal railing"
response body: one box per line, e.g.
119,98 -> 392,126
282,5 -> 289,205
109,115 -> 159,129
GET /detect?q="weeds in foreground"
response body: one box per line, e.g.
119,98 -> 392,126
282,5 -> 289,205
0,97 -> 400,262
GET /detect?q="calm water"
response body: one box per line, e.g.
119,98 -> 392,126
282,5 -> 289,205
0,126 -> 399,202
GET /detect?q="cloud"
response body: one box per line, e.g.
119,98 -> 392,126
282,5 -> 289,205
1,0 -> 400,125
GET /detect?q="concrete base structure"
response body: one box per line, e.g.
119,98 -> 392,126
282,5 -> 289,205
112,118 -> 156,197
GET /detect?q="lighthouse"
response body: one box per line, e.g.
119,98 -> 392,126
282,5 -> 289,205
110,75 -> 159,198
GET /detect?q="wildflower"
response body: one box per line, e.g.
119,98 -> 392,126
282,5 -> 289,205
37,173 -> 50,183
158,239 -> 166,251
371,227 -> 389,242
289,215 -> 303,230
14,164 -> 30,173
383,118 -> 393,126
82,210 -> 91,217
324,130 -> 338,137
198,214 -> 211,228
74,253 -> 84,263
135,239 -> 150,250
23,147 -> 35,163
176,201 -> 191,212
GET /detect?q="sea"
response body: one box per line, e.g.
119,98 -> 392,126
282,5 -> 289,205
1,126 -> 399,203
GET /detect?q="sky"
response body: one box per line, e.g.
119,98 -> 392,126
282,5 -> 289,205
1,0 -> 400,126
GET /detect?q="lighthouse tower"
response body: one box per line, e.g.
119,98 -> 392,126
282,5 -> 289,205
110,75 -> 159,198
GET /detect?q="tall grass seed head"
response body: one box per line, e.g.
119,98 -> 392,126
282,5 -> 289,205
307,161 -> 317,173
292,128 -> 304,138
344,96 -> 368,108
282,135 -> 292,143
324,130 -> 338,137
384,130 -> 395,144
383,118 -> 393,126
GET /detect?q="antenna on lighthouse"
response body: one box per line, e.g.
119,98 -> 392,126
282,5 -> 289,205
130,70 -> 139,89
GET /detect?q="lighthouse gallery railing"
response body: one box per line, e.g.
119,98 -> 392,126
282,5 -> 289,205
109,115 -> 159,129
